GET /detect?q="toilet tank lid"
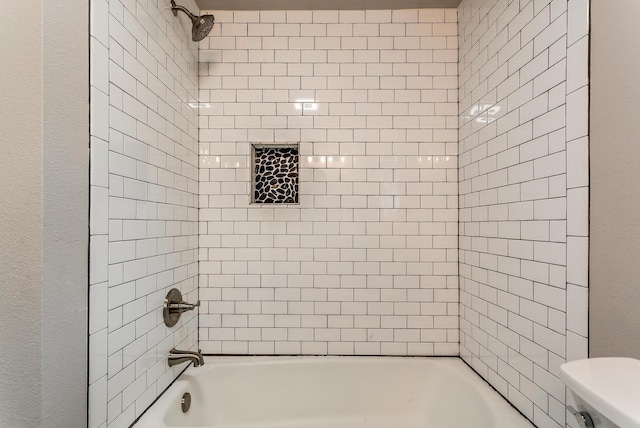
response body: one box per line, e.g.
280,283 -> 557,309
560,358 -> 640,428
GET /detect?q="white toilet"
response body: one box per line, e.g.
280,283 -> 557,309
560,358 -> 640,428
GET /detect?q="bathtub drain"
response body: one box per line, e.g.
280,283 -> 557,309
181,392 -> 191,413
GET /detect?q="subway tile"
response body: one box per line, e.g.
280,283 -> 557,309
366,10 -> 392,24
566,36 -> 589,94
566,137 -> 589,188
287,11 -> 313,24
566,86 -> 589,141
567,0 -> 589,45
339,11 -> 365,24
567,284 -> 588,337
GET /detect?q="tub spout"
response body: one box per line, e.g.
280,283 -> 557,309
168,348 -> 205,367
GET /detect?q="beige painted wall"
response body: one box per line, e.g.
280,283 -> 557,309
0,2 -> 44,426
0,1 -> 88,426
41,0 -> 89,425
590,0 -> 640,358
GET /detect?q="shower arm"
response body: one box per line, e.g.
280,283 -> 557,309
171,0 -> 197,20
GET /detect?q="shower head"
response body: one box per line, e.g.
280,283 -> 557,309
192,14 -> 215,42
170,0 -> 215,42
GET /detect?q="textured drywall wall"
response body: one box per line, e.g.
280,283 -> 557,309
0,1 -> 44,427
0,2 -> 89,427
590,0 -> 640,358
42,0 -> 89,426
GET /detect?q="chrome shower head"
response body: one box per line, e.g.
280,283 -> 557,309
170,0 -> 215,42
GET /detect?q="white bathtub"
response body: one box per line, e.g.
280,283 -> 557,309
135,356 -> 534,428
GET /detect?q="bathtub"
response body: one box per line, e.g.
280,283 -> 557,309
135,356 -> 534,428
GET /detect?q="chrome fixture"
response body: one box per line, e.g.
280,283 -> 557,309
170,0 -> 215,42
567,406 -> 594,428
168,348 -> 205,367
163,288 -> 200,327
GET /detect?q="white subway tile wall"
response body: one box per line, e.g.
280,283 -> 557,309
89,0 -> 200,427
198,9 -> 460,356
457,1 -> 588,427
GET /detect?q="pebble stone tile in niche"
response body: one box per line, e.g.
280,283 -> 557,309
252,144 -> 299,204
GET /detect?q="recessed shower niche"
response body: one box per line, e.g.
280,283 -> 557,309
251,143 -> 299,204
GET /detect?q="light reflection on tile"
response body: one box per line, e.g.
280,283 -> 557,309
300,155 -> 327,168
327,156 -> 353,169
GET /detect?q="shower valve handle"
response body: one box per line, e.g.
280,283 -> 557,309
163,288 -> 200,327
168,299 -> 200,314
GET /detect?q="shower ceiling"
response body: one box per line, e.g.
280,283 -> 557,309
195,0 -> 461,10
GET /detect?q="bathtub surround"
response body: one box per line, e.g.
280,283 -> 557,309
458,0 -> 589,427
85,1 -> 593,427
88,0 -> 200,427
198,9 -> 460,356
